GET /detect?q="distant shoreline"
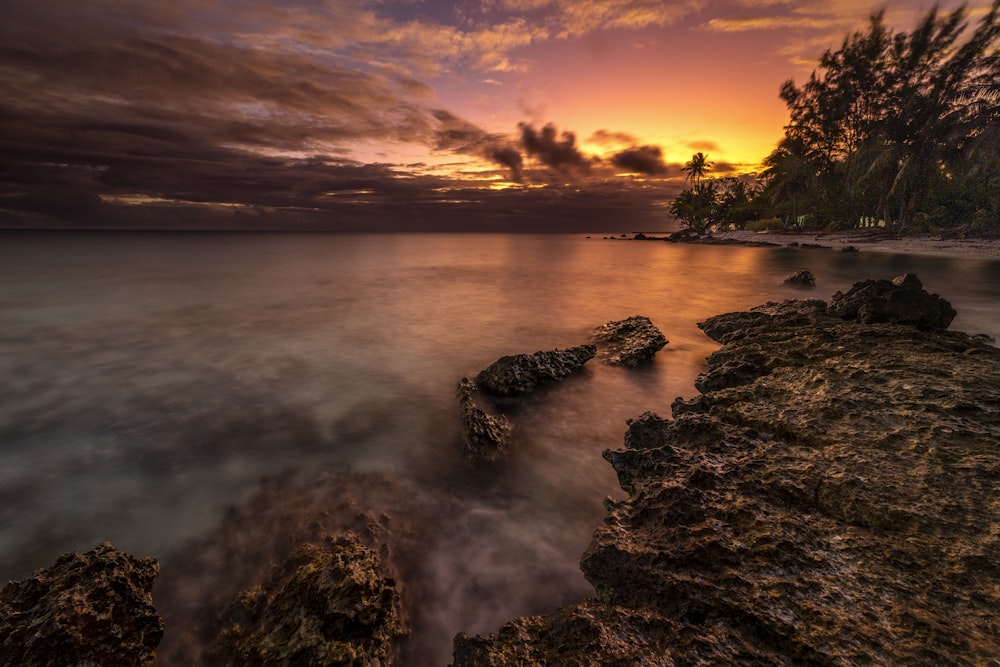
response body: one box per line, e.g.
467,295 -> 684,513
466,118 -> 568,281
629,229 -> 1000,261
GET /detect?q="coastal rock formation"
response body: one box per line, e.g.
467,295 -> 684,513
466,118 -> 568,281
827,272 -> 956,329
591,316 -> 668,367
457,377 -> 513,461
782,269 -> 815,287
154,472 -> 434,666
0,542 -> 163,667
475,345 -> 596,398
215,535 -> 407,666
667,229 -> 780,247
452,277 -> 1000,666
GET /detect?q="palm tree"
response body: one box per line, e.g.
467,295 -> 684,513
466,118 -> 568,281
682,152 -> 712,186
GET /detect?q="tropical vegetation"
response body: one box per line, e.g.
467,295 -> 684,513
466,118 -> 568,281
670,1 -> 1000,236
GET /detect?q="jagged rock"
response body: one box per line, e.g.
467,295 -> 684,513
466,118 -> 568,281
457,377 -> 512,461
0,542 -> 163,667
697,310 -> 772,344
475,345 -> 596,398
591,316 -> 668,367
216,534 -> 407,666
827,272 -> 956,329
452,280 -> 1000,666
783,269 -> 815,287
842,245 -> 859,252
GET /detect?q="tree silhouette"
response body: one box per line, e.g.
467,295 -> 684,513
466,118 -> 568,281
763,0 -> 1000,233
682,152 -> 712,186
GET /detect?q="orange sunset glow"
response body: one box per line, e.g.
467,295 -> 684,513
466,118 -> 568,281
0,0 -> 989,231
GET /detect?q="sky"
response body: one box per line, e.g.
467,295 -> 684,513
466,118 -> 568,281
0,0 -> 989,232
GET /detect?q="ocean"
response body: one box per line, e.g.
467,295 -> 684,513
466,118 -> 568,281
1,231 -> 997,663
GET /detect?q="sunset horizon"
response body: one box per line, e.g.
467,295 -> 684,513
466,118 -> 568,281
1,0 -> 990,231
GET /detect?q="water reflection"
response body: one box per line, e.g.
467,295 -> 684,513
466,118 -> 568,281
0,232 -> 996,664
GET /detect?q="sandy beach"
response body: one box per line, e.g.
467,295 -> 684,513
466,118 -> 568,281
712,230 -> 1000,261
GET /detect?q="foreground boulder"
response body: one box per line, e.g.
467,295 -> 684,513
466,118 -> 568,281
475,345 -> 596,398
591,316 -> 668,367
0,542 -> 163,666
216,534 -> 407,666
452,279 -> 1000,665
457,377 -> 513,461
827,272 -> 956,329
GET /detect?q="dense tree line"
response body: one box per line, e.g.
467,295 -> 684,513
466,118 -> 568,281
671,1 -> 1000,236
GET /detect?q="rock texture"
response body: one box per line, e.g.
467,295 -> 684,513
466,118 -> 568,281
782,269 -> 815,287
591,316 -> 668,367
457,377 -> 513,461
475,345 -> 596,398
0,542 -> 163,667
828,272 -> 956,329
216,534 -> 407,666
459,344 -> 596,461
452,277 -> 1000,666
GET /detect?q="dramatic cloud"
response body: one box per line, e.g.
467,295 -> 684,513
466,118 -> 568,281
18,0 -> 956,230
485,146 -> 526,183
518,123 -> 591,175
612,145 -> 669,175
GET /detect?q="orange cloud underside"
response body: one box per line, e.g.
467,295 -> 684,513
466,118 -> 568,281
438,25 -> 794,171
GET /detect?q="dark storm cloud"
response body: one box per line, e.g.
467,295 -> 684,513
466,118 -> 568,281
431,109 -> 491,152
518,123 -> 591,175
485,146 -> 525,183
612,145 -> 669,175
0,1 -> 677,231
712,160 -> 738,175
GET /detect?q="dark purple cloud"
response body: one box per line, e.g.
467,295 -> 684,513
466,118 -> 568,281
518,123 -> 591,175
485,146 -> 525,183
612,145 -> 669,175
0,1 -> 681,231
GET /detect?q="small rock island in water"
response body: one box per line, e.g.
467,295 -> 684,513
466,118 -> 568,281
3,275 -> 998,666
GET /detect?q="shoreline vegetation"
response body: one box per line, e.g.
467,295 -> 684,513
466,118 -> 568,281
666,3 -> 999,242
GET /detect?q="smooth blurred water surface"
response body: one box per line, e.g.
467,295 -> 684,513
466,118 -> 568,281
1,232 -> 997,662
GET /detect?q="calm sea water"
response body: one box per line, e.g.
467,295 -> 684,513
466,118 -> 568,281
1,232 -> 997,663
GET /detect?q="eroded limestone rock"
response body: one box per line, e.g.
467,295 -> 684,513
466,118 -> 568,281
0,542 -> 163,667
475,345 -> 596,397
827,272 -> 956,329
783,269 -> 816,287
457,377 -> 512,461
215,534 -> 407,666
452,277 -> 1000,666
591,316 -> 668,367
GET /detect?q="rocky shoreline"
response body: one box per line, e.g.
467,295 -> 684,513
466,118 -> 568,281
3,275 -> 998,665
628,229 -> 1000,260
452,275 -> 1000,665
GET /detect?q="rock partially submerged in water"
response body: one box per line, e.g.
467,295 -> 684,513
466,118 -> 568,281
0,542 -> 163,667
828,272 -> 956,329
458,345 -> 595,461
457,377 -> 513,461
452,276 -> 1000,665
475,345 -> 596,398
591,316 -> 668,367
783,269 -> 815,287
216,535 -> 407,666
